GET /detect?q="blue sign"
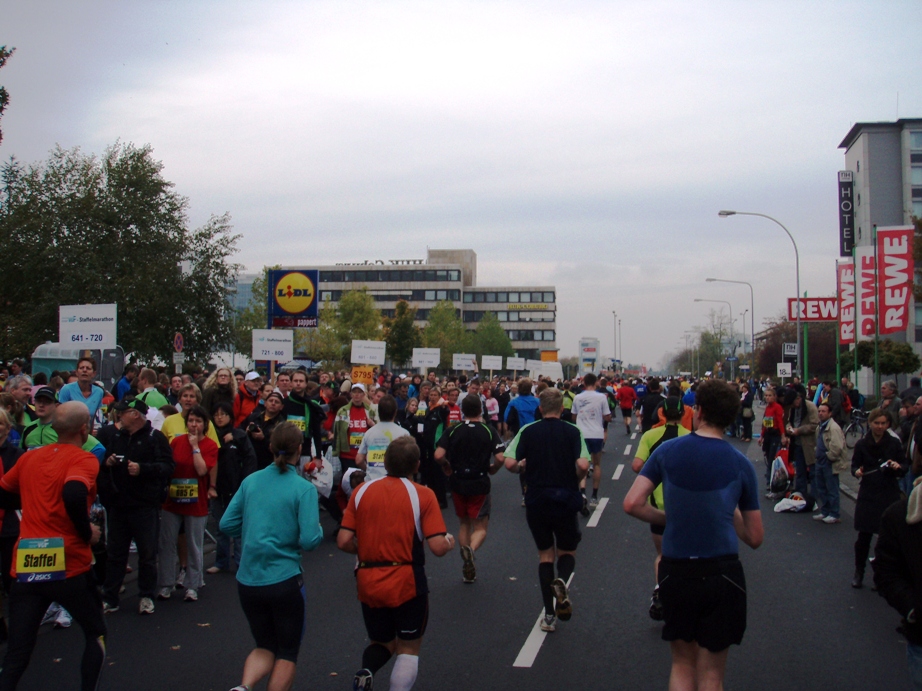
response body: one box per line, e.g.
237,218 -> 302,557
267,270 -> 320,328
726,356 -> 739,362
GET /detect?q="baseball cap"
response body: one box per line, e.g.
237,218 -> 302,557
351,383 -> 366,393
114,396 -> 150,415
34,387 -> 57,402
245,371 -> 260,382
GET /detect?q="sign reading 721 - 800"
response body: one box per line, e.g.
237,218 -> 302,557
268,270 -> 319,328
252,329 -> 293,362
59,304 -> 117,347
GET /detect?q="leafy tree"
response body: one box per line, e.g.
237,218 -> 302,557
383,300 -> 421,367
755,312 -> 838,378
0,46 -> 13,146
334,289 -> 381,345
470,312 -> 514,360
296,303 -> 345,367
839,339 -> 921,377
231,265 -> 278,358
0,143 -> 240,364
423,300 -> 469,371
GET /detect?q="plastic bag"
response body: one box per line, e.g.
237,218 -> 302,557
303,455 -> 334,498
774,492 -> 807,513
770,455 -> 791,494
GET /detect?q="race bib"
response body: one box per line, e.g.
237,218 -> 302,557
349,432 -> 364,448
367,448 -> 386,466
764,418 -> 775,428
288,415 -> 307,432
169,478 -> 199,504
17,537 -> 66,583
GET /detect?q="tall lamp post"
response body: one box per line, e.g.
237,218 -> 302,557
618,319 -> 622,373
719,210 -> 801,378
612,310 -> 618,374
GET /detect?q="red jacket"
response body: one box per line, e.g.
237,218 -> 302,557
233,387 -> 260,427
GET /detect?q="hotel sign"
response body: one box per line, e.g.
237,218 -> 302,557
508,303 -> 548,310
838,171 -> 855,257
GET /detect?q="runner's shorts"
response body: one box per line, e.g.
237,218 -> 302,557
585,438 -> 604,455
362,593 -> 429,642
238,574 -> 305,662
621,407 -> 632,419
658,555 -> 747,652
525,507 -> 582,552
452,492 -> 491,520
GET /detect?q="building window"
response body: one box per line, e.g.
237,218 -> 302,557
497,292 -> 507,302
509,312 -> 519,322
486,292 -> 496,303
474,293 -> 485,303
463,293 -> 473,303
543,292 -> 554,302
449,290 -> 460,301
912,167 -> 922,185
425,290 -> 436,301
543,330 -> 555,341
321,291 -> 332,301
437,290 -> 447,300
497,312 -> 507,322
436,270 -> 447,281
449,270 -> 460,281
508,292 -> 519,302
911,131 -> 922,149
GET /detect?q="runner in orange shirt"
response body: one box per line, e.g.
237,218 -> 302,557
338,436 -> 455,691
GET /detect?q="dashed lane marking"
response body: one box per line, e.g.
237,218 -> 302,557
513,573 -> 576,668
585,497 -> 609,528
612,464 -> 624,481
623,444 -> 632,456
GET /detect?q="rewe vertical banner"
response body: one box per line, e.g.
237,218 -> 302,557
837,260 -> 855,345
876,225 -> 914,335
855,245 -> 876,340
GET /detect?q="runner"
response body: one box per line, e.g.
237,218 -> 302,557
338,436 -> 454,691
356,395 -> 409,481
504,388 -> 589,632
630,396 -> 691,620
759,387 -> 786,494
434,394 -> 505,583
617,379 -> 637,435
624,379 -> 763,691
571,373 -> 610,511
220,422 -> 323,691
0,402 -> 107,690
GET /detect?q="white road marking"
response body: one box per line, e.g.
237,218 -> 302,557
623,444 -> 632,456
513,573 -> 575,668
631,432 -> 637,440
585,497 -> 609,528
612,464 -> 624,481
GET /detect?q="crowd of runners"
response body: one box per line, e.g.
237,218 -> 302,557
0,358 -> 921,690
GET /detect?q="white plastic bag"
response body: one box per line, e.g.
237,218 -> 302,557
769,456 -> 790,494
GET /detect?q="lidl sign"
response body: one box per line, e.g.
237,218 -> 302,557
268,270 -> 319,328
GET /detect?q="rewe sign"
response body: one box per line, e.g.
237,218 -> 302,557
787,297 -> 838,322
877,226 -> 914,335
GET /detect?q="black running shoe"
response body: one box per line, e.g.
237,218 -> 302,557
649,586 -> 663,621
551,577 -> 572,621
460,545 -> 476,583
580,495 -> 590,517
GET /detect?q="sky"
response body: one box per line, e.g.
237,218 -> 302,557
3,1 -> 921,367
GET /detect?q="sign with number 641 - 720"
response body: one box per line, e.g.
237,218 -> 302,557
59,304 -> 117,348
252,329 -> 293,362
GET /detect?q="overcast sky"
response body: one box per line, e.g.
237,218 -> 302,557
3,1 -> 921,366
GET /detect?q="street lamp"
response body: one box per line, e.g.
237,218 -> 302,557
740,309 -> 749,370
719,210 -> 801,378
618,319 -> 622,372
612,311 -> 618,374
705,277 -> 754,357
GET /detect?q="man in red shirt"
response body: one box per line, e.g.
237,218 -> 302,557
617,381 -> 637,435
333,384 -> 379,472
0,401 -> 106,690
338,436 -> 454,691
759,387 -> 787,494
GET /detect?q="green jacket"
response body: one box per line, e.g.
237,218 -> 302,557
332,402 -> 378,457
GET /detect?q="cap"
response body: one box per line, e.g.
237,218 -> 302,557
351,383 -> 366,393
113,396 -> 150,415
265,391 -> 284,404
34,387 -> 57,402
245,371 -> 260,382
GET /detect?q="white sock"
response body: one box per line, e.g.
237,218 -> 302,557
389,654 -> 419,691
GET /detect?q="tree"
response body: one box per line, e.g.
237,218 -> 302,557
839,339 -> 921,377
0,143 -> 240,364
297,303 -> 345,367
383,300 -> 421,367
755,312 -> 838,378
231,265 -> 279,358
470,312 -> 514,360
0,46 -> 14,146
293,289 -> 381,369
423,301 -> 469,371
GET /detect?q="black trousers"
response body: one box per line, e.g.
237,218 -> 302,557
103,505 -> 160,605
0,571 -> 106,691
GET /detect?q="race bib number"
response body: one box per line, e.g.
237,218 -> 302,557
417,423 -> 424,433
367,448 -> 386,466
764,417 -> 774,428
289,415 -> 307,432
169,478 -> 199,504
349,432 -> 364,448
17,537 -> 66,583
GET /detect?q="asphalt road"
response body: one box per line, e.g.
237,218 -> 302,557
6,420 -> 913,690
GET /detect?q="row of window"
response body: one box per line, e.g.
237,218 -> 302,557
320,290 -> 462,303
912,132 -> 921,219
463,291 -> 554,304
319,269 -> 461,283
503,330 -> 556,342
462,310 -> 555,323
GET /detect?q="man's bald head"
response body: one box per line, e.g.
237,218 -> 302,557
52,401 -> 91,443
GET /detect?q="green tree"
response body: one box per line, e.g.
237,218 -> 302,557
231,265 -> 279,358
296,303 -> 345,367
334,289 -> 381,345
470,312 -> 514,360
0,46 -> 14,146
423,300 -> 469,371
0,143 -> 240,363
839,339 -> 921,376
383,300 -> 421,367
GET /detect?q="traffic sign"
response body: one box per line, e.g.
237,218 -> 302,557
783,342 -> 798,357
726,356 -> 738,362
777,362 -> 792,378
174,332 -> 184,353
172,352 -> 185,364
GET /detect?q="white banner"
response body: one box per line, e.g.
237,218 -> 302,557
59,304 -> 117,347
351,340 -> 386,365
506,357 -> 526,370
252,329 -> 293,362
452,353 -> 476,370
412,348 -> 440,368
481,355 -> 504,370
777,362 -> 792,378
526,359 -> 543,371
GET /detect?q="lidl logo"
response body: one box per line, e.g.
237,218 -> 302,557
274,272 -> 316,315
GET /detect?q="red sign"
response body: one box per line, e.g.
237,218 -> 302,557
787,297 -> 838,322
876,226 -> 914,335
272,316 -> 318,328
856,246 -> 876,337
837,261 -> 855,345
173,332 -> 184,353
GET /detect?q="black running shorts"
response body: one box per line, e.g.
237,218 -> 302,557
525,507 -> 582,552
238,575 -> 305,662
362,593 -> 429,642
657,556 -> 746,652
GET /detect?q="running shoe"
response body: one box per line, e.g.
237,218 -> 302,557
103,602 -> 119,614
551,577 -> 572,621
228,686 -> 251,691
540,614 -> 557,632
823,516 -> 841,524
157,587 -> 172,600
353,668 -> 374,690
175,567 -> 186,588
589,496 -> 599,509
41,602 -> 61,626
460,545 -> 476,583
812,513 -> 826,521
580,495 -> 590,517
53,607 -> 73,629
184,589 -> 198,602
138,597 -> 155,615
649,586 -> 663,621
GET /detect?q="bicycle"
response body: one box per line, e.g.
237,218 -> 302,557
844,409 -> 868,449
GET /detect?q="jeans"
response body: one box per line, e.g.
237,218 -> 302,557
909,642 -> 922,690
103,505 -> 160,605
209,497 -> 241,571
902,470 -> 918,498
791,444 -> 814,501
763,435 -> 781,487
813,460 -> 840,519
159,511 -> 207,590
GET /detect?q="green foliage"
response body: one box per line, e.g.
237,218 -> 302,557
294,290 -> 381,369
383,300 -> 421,367
0,143 -> 240,364
839,339 -> 921,376
470,312 -> 514,360
0,46 -> 14,146
423,300 -> 469,371
231,266 -> 278,357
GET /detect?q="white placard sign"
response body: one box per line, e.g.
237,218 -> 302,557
506,357 -> 526,370
782,342 -> 798,357
412,348 -> 440,368
351,340 -> 386,365
452,353 -> 476,370
481,355 -> 504,370
526,359 -> 543,371
776,362 -> 792,378
252,329 -> 293,362
59,304 -> 117,347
